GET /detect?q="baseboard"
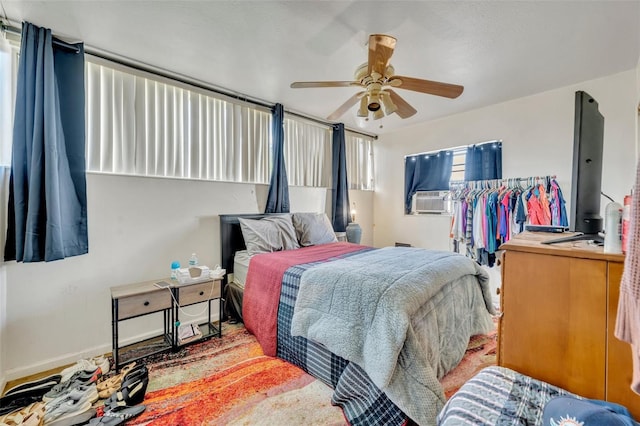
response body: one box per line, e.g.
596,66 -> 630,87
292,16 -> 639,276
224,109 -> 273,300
5,313 -> 217,382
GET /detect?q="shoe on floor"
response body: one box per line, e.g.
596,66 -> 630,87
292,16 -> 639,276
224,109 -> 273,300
60,356 -> 108,384
89,405 -> 145,425
43,397 -> 95,426
43,369 -> 100,402
90,356 -> 110,377
3,374 -> 61,397
45,384 -> 98,412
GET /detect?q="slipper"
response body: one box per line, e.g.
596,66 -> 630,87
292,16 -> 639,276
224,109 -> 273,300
89,405 -> 145,425
96,362 -> 136,392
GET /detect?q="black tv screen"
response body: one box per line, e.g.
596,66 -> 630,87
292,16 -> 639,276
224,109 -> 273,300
570,90 -> 604,234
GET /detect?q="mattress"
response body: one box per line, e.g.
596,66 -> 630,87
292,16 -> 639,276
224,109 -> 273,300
232,249 -> 251,286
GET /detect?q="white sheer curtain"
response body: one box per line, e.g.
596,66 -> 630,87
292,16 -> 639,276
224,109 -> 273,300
0,34 -> 16,167
283,117 -> 331,187
86,59 -> 272,183
345,132 -> 375,190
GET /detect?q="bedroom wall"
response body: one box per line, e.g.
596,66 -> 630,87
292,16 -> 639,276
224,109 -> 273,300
2,174 -> 374,380
373,70 -> 639,250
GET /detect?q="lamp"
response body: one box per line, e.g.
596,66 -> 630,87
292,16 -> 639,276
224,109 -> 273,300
381,92 -> 397,115
372,108 -> 384,120
346,202 -> 362,244
357,96 -> 369,117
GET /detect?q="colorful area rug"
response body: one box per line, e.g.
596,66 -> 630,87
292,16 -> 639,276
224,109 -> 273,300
128,321 -> 497,425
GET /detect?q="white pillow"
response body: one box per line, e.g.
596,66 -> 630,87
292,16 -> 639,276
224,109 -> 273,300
292,213 -> 338,246
239,215 -> 300,256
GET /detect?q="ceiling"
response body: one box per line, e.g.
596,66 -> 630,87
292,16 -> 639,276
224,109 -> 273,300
2,1 -> 639,135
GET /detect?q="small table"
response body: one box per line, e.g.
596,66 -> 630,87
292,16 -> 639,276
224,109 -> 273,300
111,277 -> 222,371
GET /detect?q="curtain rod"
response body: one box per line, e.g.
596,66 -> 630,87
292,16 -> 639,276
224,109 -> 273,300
1,20 -> 378,140
404,139 -> 502,159
1,22 -> 79,53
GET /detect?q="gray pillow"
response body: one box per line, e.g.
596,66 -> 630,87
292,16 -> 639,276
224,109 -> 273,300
239,215 -> 300,256
292,213 -> 338,246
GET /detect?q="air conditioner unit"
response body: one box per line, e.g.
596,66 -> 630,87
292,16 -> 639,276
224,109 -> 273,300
412,190 -> 452,214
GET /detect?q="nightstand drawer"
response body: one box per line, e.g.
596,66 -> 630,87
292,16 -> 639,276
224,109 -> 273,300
117,291 -> 172,320
177,280 -> 221,306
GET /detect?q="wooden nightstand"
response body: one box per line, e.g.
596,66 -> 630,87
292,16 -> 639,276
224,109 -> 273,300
110,278 -> 223,371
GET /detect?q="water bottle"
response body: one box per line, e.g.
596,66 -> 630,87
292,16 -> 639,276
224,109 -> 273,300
170,261 -> 181,281
188,253 -> 199,267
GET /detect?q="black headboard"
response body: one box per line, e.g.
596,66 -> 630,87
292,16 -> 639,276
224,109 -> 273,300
219,213 -> 279,282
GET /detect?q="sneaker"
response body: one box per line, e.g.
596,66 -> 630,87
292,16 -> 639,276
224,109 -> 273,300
43,368 -> 101,402
59,359 -> 97,383
91,356 -> 110,376
44,401 -> 95,426
45,384 -> 98,411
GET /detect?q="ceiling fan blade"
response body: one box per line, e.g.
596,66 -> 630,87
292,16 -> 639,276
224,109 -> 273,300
390,75 -> 464,98
290,81 -> 358,88
387,89 -> 417,119
367,34 -> 396,77
327,91 -> 364,121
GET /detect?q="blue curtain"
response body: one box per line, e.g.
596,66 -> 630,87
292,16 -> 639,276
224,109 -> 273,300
5,22 -> 87,262
404,150 -> 453,214
265,103 -> 290,213
464,141 -> 502,181
331,123 -> 350,232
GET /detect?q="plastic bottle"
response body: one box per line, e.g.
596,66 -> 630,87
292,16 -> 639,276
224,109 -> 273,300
170,261 -> 181,281
604,202 -> 623,254
188,253 -> 199,267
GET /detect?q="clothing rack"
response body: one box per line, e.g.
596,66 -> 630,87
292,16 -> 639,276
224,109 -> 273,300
449,174 -> 567,266
450,175 -> 557,189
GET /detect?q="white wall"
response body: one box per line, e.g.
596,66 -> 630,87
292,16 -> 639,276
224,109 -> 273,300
2,173 -> 374,380
374,70 -> 639,250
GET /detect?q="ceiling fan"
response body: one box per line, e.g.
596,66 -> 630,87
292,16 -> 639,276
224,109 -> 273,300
290,34 -> 464,121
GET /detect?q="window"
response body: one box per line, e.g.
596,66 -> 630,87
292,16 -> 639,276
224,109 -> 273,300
345,132 -> 375,191
283,116 -> 331,187
450,148 -> 466,183
404,140 -> 502,213
0,34 -> 18,167
86,57 -> 272,183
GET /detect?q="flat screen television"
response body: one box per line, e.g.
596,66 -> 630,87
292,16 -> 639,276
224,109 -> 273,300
543,90 -> 604,245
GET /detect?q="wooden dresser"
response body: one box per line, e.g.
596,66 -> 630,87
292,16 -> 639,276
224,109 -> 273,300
499,231 -> 640,418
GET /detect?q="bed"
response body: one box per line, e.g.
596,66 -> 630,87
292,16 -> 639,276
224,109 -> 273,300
219,213 -> 496,426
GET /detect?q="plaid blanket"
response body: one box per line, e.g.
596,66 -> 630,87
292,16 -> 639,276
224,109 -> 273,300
276,249 -> 409,426
437,366 -> 578,425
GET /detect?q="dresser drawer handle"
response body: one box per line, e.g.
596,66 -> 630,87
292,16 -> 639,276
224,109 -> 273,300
199,291 -> 204,296
144,301 -> 150,306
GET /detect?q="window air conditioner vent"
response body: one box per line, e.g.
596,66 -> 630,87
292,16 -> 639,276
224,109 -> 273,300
412,191 -> 452,214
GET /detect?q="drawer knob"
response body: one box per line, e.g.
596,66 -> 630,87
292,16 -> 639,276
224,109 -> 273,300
144,301 -> 150,306
199,291 -> 204,296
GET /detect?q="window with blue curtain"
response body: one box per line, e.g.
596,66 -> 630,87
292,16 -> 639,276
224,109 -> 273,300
404,150 -> 453,214
464,141 -> 502,181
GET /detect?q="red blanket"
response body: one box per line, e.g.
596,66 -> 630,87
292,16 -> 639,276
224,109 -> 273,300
243,242 -> 367,356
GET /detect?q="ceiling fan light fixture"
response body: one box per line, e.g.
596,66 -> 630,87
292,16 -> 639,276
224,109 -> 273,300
381,92 -> 397,115
357,96 -> 369,117
373,108 -> 384,120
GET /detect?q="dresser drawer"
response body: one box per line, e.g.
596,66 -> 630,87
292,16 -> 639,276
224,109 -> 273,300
177,280 -> 221,306
117,290 -> 172,320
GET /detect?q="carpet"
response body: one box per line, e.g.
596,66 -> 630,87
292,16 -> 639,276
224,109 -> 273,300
127,321 -> 497,425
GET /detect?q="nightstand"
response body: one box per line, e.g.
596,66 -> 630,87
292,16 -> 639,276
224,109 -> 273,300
172,279 -> 222,347
110,279 -> 174,371
110,277 -> 223,371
